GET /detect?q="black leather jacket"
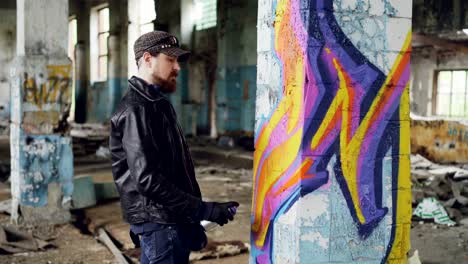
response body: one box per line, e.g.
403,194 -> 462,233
109,76 -> 203,224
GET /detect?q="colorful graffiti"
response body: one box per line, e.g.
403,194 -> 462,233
252,0 -> 411,263
22,64 -> 71,134
23,64 -> 71,112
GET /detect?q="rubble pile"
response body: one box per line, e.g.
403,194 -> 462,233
70,123 -> 109,157
411,154 -> 468,223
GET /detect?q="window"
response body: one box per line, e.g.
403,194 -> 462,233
195,0 -> 217,30
435,70 -> 468,118
68,18 -> 77,61
97,8 -> 109,80
68,17 -> 77,121
139,0 -> 155,34
127,0 -> 156,77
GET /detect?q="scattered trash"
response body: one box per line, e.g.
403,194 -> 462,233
0,225 -> 55,254
0,199 -> 11,215
189,240 -> 249,261
217,136 -> 235,148
411,154 -> 468,224
413,197 -> 456,226
407,250 -> 422,264
71,123 -> 109,157
459,218 -> 468,226
96,146 -> 111,159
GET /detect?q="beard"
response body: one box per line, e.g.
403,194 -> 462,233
154,74 -> 177,93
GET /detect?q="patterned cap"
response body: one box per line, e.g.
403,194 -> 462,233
134,31 -> 190,62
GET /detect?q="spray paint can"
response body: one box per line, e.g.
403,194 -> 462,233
201,206 -> 237,231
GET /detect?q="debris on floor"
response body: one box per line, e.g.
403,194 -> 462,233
97,228 -> 130,264
121,239 -> 250,262
0,225 -> 55,254
0,199 -> 11,215
71,123 -> 109,157
189,240 -> 250,261
407,250 -> 422,264
96,146 -> 111,159
413,197 -> 456,226
411,154 -> 468,223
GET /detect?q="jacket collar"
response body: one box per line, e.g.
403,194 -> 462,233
128,76 -> 165,102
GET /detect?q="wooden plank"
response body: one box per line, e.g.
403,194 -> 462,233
97,228 -> 129,264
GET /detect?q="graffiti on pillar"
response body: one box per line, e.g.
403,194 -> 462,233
23,65 -> 71,111
252,0 -> 411,263
19,135 -> 73,207
22,65 -> 71,134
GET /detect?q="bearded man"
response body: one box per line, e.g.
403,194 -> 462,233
109,31 -> 239,264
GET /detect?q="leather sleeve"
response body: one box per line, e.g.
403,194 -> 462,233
122,105 -> 202,218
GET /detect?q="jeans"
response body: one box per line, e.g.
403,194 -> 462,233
136,225 -> 191,264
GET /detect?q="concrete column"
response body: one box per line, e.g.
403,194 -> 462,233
10,0 -> 73,224
108,0 -> 127,116
216,0 -> 257,134
74,1 -> 90,123
252,0 -> 412,263
108,34 -> 121,116
74,42 -> 87,123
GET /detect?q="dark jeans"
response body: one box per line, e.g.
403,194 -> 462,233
133,224 -> 190,264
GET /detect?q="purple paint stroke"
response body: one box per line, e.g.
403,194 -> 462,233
355,64 -> 410,222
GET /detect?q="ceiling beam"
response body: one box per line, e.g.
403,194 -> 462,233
412,33 -> 468,54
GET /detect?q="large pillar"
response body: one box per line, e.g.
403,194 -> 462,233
10,0 -> 73,224
252,0 -> 412,263
108,0 -> 128,116
217,0 -> 257,134
74,1 -> 90,123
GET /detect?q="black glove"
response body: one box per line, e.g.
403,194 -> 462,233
201,201 -> 239,226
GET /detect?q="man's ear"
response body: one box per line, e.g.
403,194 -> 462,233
143,52 -> 152,66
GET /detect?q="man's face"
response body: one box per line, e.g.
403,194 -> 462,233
149,53 -> 181,93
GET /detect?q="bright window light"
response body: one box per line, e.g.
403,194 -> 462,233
194,0 -> 216,31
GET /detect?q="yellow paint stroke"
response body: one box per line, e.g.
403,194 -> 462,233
387,82 -> 411,262
253,129 -> 303,247
252,0 -> 306,247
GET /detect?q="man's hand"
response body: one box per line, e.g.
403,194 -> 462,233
202,201 -> 239,226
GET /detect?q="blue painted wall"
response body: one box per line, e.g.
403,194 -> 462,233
86,79 -> 127,123
19,135 -> 74,207
217,65 -> 256,133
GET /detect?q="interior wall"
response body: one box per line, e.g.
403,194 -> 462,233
410,47 -> 468,116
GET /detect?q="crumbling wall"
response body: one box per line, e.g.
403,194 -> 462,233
252,0 -> 412,263
411,117 -> 468,164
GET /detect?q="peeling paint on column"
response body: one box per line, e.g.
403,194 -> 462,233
252,0 -> 412,263
19,135 -> 73,207
10,60 -> 73,222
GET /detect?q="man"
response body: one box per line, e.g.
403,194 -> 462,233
109,31 -> 239,264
